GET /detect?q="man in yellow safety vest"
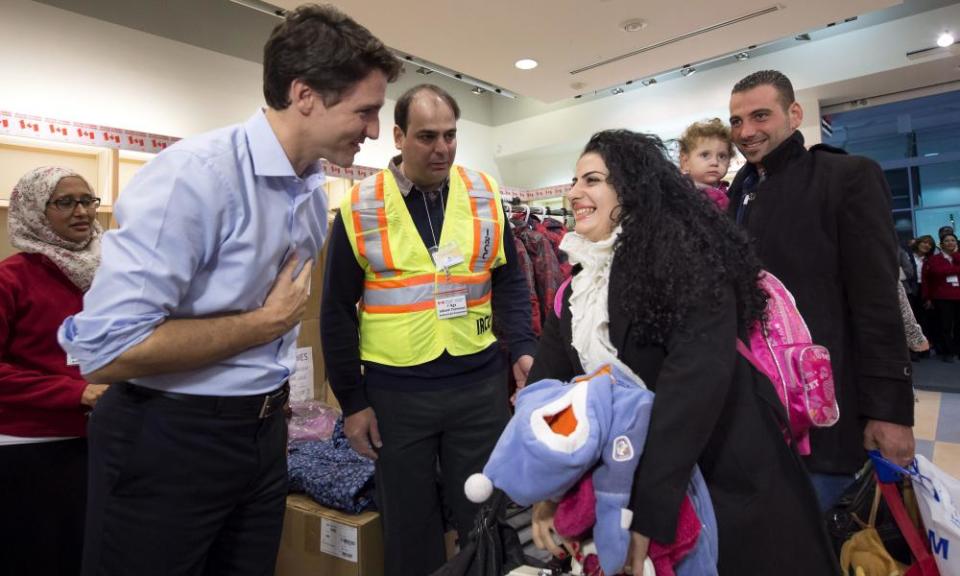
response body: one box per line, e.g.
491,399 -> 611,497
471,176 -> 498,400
321,84 -> 536,576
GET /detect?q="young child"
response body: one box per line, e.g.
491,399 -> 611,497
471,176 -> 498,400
678,118 -> 735,210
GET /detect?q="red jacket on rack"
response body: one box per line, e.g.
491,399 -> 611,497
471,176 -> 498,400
922,252 -> 960,302
0,252 -> 89,437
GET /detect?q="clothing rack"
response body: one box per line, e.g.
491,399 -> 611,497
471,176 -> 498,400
502,199 -> 570,219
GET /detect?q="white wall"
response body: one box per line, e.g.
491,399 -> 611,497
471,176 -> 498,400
0,0 -> 501,180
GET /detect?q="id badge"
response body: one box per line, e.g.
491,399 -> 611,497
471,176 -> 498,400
66,353 -> 80,367
436,285 -> 468,320
948,275 -> 959,287
430,242 -> 465,271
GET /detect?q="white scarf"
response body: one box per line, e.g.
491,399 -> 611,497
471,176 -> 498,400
560,227 -> 645,387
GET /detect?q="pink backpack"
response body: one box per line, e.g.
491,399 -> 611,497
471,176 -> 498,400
735,272 -> 839,455
553,271 -> 839,456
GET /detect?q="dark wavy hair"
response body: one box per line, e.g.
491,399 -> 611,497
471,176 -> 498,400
583,129 -> 767,345
262,4 -> 401,110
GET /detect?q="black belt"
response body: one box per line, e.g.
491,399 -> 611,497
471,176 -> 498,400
119,382 -> 289,419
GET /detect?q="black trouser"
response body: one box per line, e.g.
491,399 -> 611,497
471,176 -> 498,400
936,299 -> 960,357
0,438 -> 87,576
367,371 -> 511,576
81,383 -> 288,576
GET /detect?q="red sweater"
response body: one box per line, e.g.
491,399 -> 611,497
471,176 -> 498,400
922,252 -> 960,302
0,252 -> 88,437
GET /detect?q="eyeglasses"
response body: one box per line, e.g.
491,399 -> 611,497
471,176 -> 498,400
46,196 -> 101,211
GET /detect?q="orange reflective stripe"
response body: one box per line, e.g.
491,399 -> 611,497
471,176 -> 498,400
466,292 -> 492,307
350,184 -> 365,255
373,173 -> 396,279
364,274 -> 435,290
362,301 -> 436,314
457,166 -> 473,189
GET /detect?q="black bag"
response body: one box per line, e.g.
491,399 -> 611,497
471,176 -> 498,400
430,490 -> 525,576
826,460 -> 915,565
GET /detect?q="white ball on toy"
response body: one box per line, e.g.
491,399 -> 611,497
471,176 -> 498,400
464,473 -> 494,503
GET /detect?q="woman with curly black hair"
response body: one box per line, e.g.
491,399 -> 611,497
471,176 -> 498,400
527,130 -> 837,575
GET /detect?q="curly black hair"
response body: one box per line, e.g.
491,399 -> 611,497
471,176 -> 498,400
582,129 -> 767,345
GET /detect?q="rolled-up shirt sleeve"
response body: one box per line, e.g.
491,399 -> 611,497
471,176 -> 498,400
59,150 -> 229,375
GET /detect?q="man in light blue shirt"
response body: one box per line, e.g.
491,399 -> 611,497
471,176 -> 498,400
58,6 -> 401,576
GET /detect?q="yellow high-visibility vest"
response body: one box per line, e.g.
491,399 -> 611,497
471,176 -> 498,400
341,165 -> 507,367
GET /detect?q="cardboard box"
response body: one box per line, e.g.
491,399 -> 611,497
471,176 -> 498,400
276,495 -> 383,576
296,318 -> 326,402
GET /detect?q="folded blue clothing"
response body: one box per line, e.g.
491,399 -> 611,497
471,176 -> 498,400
287,418 -> 376,514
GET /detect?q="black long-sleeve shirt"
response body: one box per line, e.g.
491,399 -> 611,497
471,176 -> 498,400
320,166 -> 537,416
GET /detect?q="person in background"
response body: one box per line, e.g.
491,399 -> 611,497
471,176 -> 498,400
678,118 -> 734,210
0,166 -> 108,576
58,6 -> 401,576
939,225 -> 955,244
727,70 -> 914,511
528,130 -> 837,575
907,236 -> 936,358
922,233 -> 960,363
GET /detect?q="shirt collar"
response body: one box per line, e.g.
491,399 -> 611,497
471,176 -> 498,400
245,109 -> 324,180
389,155 -> 448,197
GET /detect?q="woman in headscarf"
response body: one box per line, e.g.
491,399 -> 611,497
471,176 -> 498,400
0,166 -> 108,576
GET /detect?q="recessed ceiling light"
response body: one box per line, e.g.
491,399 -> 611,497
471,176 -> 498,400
620,18 -> 647,33
680,66 -> 696,77
938,32 -> 955,48
514,58 -> 538,70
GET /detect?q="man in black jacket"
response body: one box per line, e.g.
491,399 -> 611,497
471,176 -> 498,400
727,70 -> 915,510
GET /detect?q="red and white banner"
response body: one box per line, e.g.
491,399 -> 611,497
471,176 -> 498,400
502,183 -> 570,202
0,110 -> 179,154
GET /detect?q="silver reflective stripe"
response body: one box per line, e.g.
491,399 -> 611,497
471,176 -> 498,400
353,177 -> 397,277
364,283 -> 434,307
364,278 -> 491,309
438,279 -> 491,302
468,190 -> 494,200
472,220 -> 496,272
354,199 -> 384,210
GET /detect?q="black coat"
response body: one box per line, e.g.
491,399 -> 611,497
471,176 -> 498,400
728,131 -> 914,475
528,278 -> 838,575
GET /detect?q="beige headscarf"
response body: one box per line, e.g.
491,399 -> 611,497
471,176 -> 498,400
8,166 -> 102,290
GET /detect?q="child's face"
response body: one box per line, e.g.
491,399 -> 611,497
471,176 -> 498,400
680,137 -> 732,187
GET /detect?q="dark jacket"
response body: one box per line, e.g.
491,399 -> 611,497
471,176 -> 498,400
728,131 -> 914,475
528,275 -> 838,575
900,247 -> 919,296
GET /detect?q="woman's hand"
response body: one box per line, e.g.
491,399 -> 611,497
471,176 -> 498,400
626,531 -> 651,575
531,500 -> 566,559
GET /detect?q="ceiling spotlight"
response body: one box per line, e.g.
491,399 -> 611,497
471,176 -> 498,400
640,78 -> 657,87
611,87 -> 625,95
620,18 -> 647,33
795,33 -> 812,41
938,32 -> 956,48
514,58 -> 538,70
680,66 -> 696,77
471,86 -> 485,95
415,66 -> 433,75
735,51 -> 750,61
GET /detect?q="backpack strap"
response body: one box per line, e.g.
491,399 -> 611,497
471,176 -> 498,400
554,276 -> 572,318
735,339 -> 765,374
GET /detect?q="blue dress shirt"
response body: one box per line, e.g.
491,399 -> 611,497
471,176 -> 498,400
59,110 -> 328,396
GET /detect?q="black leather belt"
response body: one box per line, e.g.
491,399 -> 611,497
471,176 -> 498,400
119,382 -> 289,419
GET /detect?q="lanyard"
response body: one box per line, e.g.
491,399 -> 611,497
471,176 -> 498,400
420,188 -> 446,249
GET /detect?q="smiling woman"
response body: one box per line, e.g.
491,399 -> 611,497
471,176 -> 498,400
0,165 -> 107,576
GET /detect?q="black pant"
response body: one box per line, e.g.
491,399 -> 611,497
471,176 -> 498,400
0,438 -> 87,576
81,383 -> 288,576
367,371 -> 511,576
936,299 -> 960,357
